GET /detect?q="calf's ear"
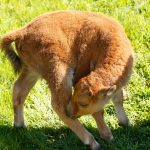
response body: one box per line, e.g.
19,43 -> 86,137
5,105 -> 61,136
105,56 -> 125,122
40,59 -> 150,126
106,85 -> 116,96
96,85 -> 117,98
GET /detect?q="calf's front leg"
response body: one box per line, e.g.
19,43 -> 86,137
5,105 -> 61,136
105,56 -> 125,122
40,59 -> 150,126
112,89 -> 130,127
93,110 -> 113,141
47,60 -> 103,150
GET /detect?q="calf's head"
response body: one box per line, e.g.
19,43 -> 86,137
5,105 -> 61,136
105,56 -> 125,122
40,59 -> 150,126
66,79 -> 116,119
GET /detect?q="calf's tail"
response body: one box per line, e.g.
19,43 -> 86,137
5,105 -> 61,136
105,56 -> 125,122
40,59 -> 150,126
1,29 -> 23,73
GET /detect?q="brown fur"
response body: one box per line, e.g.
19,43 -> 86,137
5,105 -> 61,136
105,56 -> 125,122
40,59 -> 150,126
1,11 -> 134,150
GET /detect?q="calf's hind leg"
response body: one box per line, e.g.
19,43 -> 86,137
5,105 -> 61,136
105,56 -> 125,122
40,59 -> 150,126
13,68 -> 38,127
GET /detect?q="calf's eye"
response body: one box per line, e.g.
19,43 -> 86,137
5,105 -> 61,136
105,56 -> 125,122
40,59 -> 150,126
79,104 -> 89,107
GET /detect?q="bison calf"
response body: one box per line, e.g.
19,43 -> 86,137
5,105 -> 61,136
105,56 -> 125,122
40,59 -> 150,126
1,11 -> 134,150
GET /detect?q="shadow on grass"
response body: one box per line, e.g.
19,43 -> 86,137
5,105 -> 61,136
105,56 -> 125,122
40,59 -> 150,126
0,119 -> 150,150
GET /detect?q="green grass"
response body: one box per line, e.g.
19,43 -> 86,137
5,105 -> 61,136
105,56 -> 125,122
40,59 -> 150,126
0,0 -> 150,149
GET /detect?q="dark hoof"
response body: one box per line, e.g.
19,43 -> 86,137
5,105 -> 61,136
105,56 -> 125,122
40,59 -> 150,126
119,121 -> 132,128
13,122 -> 26,128
101,133 -> 113,142
94,145 -> 104,150
86,142 -> 105,150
